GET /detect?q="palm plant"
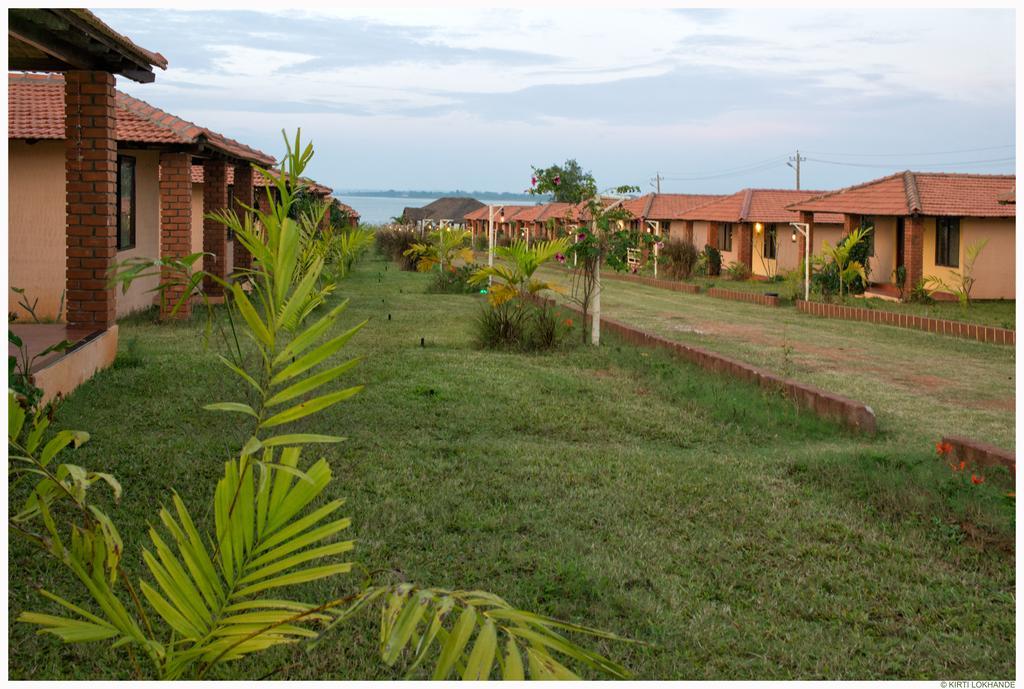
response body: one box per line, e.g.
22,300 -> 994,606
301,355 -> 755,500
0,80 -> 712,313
468,238 -> 569,306
925,239 -> 988,306
403,227 -> 474,275
13,131 -> 636,680
821,226 -> 872,298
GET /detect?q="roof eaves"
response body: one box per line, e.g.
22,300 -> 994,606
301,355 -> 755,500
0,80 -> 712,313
737,189 -> 754,222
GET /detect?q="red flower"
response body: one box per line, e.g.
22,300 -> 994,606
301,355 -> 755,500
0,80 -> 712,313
935,441 -> 954,456
971,474 -> 985,485
553,175 -> 561,186
564,318 -> 574,327
531,176 -> 537,187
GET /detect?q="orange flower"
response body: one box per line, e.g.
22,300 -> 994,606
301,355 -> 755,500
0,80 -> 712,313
971,474 -> 985,485
564,318 -> 574,327
935,441 -> 954,456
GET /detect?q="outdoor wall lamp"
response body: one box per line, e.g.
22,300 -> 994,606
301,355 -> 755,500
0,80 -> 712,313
754,222 -> 763,233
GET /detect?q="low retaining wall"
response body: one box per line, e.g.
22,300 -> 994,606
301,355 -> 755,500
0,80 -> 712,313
942,435 -> 1016,476
547,299 -> 876,435
707,288 -> 780,307
797,300 -> 1015,346
602,272 -> 701,294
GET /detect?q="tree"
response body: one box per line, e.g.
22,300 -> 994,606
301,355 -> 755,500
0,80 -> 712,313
530,164 -> 638,344
528,159 -> 595,204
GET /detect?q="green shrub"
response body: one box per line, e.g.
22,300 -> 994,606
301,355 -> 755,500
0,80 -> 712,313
701,245 -> 721,277
724,260 -> 750,281
428,263 -> 481,294
375,228 -> 420,270
660,239 -> 698,280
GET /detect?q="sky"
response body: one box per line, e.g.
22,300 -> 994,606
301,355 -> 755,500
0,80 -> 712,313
97,7 -> 1016,195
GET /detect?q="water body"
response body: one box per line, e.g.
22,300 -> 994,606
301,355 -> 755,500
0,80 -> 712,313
334,195 -> 531,225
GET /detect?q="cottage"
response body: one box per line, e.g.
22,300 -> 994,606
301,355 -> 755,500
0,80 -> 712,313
402,196 -> 484,231
8,9 -> 168,399
788,172 -> 1016,299
679,189 -> 844,279
9,72 -> 275,323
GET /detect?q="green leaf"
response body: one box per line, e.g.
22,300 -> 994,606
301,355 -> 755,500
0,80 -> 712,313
463,618 -> 497,680
8,395 -> 25,440
274,300 -> 349,365
234,562 -> 353,597
18,612 -> 119,642
203,402 -> 259,418
432,605 -> 476,680
270,320 -> 367,385
260,434 -> 345,448
502,637 -> 524,680
265,358 -> 361,407
231,283 -> 274,349
217,355 -> 263,394
259,386 -> 363,429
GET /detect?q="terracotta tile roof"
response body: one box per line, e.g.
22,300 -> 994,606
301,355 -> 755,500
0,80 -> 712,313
9,73 -> 274,165
512,204 -> 547,223
788,171 -> 1016,218
66,9 -> 168,72
463,206 -> 490,221
330,198 -> 360,219
998,187 -> 1015,204
190,164 -> 331,196
646,193 -> 727,220
681,188 -> 843,225
535,202 -> 576,222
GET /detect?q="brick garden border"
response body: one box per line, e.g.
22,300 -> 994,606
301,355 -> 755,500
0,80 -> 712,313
544,298 -> 877,435
706,287 -> 780,307
796,300 -> 1015,346
942,436 -> 1016,476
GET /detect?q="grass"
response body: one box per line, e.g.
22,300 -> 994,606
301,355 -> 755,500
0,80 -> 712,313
538,264 -> 1016,450
8,255 -> 1015,680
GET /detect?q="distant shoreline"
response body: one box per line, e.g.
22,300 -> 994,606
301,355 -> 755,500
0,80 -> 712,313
334,191 -> 550,202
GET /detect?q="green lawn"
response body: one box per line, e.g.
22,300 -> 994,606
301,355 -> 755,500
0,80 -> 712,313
8,255 -> 1015,680
839,296 -> 1016,330
539,264 -> 1016,450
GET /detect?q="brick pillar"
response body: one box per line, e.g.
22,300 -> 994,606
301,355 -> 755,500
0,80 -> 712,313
202,159 -> 229,294
737,222 -> 753,269
684,220 -> 694,246
706,221 -> 719,250
797,211 -> 814,261
159,152 -> 193,319
65,71 -> 117,330
233,163 -> 254,271
843,213 -> 861,235
904,215 -> 924,291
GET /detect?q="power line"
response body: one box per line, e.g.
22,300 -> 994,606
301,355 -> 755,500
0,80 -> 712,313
658,153 -> 790,178
802,144 -> 1014,157
805,156 -> 1015,169
660,159 -> 788,181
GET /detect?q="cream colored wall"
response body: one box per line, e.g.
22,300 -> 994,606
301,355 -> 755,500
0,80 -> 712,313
864,216 -> 896,286
191,184 -> 205,269
751,226 -> 778,278
923,217 -> 1015,300
811,224 -> 844,257
115,149 -> 160,317
9,141 -> 66,320
716,223 -> 738,268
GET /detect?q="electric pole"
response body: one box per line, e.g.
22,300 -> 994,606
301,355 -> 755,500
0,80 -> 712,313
787,150 -> 806,190
651,172 -> 661,193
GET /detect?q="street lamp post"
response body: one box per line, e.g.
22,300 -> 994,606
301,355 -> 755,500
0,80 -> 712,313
789,222 -> 811,301
487,205 -> 504,286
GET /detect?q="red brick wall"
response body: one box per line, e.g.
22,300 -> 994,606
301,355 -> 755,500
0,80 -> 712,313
942,435 -> 1015,474
233,163 -> 254,271
684,220 -> 694,246
905,215 -> 924,292
202,158 -> 229,294
707,287 -> 780,307
737,222 -> 753,269
64,70 -> 117,330
706,220 -> 719,250
796,299 -> 1014,345
158,151 -> 192,319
